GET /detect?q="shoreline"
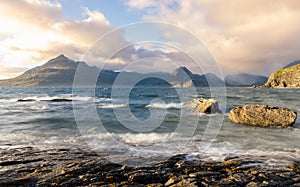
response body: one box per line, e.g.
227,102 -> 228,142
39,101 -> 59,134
1,147 -> 300,186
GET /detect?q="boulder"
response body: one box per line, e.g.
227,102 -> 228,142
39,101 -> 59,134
187,98 -> 222,114
229,104 -> 297,127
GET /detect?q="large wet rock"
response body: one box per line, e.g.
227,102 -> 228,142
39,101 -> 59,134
229,104 -> 297,127
187,98 -> 222,114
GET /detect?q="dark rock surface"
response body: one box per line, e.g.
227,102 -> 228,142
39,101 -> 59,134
17,98 -> 72,102
229,104 -> 297,127
17,99 -> 36,102
0,147 -> 300,186
45,99 -> 72,102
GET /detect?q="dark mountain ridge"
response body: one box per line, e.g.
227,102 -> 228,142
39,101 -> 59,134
225,73 -> 268,87
284,60 -> 300,68
0,55 -> 225,87
0,55 -> 95,87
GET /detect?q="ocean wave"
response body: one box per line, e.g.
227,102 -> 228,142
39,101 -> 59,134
0,98 -> 18,102
118,133 -> 172,145
98,104 -> 127,108
95,98 -> 113,102
81,132 -> 180,154
71,96 -> 93,101
30,105 -> 50,111
146,102 -> 184,109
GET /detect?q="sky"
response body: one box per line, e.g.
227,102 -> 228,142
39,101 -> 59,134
1,0 -> 300,79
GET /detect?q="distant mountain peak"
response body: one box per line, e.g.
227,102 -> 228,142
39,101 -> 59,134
176,66 -> 191,72
44,54 -> 79,68
49,54 -> 69,61
0,55 -> 225,87
173,66 -> 194,77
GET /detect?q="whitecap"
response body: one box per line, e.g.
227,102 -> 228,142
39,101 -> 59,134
146,102 -> 184,109
30,105 -> 49,111
95,98 -> 113,102
98,104 -> 127,108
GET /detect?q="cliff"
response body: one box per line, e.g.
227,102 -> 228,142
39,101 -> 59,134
263,64 -> 300,88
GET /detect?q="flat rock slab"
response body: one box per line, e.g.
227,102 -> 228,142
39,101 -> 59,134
1,147 -> 300,186
229,104 -> 297,127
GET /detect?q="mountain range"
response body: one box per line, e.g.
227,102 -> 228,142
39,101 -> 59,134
225,74 -> 268,87
0,54 -> 272,87
283,60 -> 300,68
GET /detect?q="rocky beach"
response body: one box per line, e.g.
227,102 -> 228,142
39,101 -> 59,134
0,57 -> 299,186
3,0 -> 300,185
1,146 -> 300,187
0,86 -> 299,186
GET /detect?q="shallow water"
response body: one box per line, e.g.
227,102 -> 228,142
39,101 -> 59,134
0,87 -> 299,165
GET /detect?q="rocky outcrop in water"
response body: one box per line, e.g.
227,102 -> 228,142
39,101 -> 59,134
187,98 -> 222,114
17,99 -> 36,102
264,64 -> 300,88
229,104 -> 297,127
17,98 -> 72,102
0,147 -> 300,186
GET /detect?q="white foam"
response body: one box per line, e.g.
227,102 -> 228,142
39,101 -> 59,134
146,102 -> 184,109
0,98 -> 18,102
98,104 -> 127,108
30,105 -> 49,110
95,98 -> 113,102
82,132 -> 172,146
118,133 -> 171,145
71,96 -> 92,101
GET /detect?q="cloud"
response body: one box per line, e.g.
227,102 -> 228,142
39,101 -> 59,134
0,65 -> 27,80
0,0 -> 62,30
127,0 -> 300,75
4,0 -> 298,79
0,0 -> 120,78
104,43 -> 205,74
126,0 -> 157,10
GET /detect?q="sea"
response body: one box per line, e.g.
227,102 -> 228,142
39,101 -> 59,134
0,87 -> 299,166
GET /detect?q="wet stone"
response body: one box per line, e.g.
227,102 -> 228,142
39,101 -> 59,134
0,147 -> 300,186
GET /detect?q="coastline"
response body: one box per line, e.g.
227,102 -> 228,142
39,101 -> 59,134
0,87 -> 299,186
1,147 -> 300,186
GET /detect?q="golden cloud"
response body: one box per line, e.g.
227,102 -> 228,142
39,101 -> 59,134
129,0 -> 300,75
0,0 -> 119,78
